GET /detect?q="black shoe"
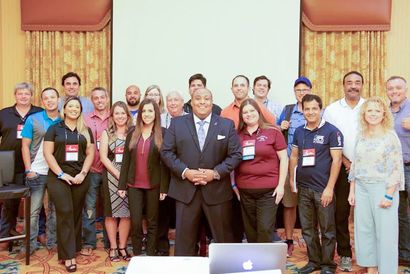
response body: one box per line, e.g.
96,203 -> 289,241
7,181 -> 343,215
297,263 -> 321,274
65,260 -> 77,273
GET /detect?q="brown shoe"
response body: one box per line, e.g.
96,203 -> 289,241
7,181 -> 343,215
80,247 -> 93,256
37,234 -> 46,246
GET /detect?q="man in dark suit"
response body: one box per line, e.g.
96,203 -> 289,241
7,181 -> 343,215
161,87 -> 242,256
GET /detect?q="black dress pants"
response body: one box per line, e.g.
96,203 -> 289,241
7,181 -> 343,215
239,188 -> 277,243
128,187 -> 160,256
47,175 -> 90,260
334,166 -> 352,257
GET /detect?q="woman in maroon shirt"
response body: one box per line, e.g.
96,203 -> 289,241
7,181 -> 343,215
235,98 -> 288,243
118,99 -> 169,256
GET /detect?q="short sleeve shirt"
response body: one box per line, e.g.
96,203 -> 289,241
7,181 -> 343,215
44,121 -> 94,176
21,110 -> 62,175
235,128 -> 287,189
292,120 -> 343,192
0,104 -> 43,173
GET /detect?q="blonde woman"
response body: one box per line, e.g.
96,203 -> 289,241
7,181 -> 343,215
44,96 -> 95,272
99,101 -> 132,261
348,97 -> 404,274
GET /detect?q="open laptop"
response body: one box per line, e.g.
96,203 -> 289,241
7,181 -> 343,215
209,243 -> 287,274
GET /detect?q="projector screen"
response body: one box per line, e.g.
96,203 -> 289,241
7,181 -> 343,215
112,0 -> 301,109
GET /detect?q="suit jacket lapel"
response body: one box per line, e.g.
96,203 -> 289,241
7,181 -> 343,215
202,114 -> 219,152
185,114 -> 201,151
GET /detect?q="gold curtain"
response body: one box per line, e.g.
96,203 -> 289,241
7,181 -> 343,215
301,24 -> 387,106
25,23 -> 111,106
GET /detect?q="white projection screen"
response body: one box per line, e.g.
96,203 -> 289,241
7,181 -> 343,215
112,0 -> 301,108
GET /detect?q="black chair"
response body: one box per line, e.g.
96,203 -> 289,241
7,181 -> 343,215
0,150 -> 31,265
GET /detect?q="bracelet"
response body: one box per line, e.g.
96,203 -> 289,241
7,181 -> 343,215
384,194 -> 393,201
24,169 -> 32,174
57,171 -> 64,179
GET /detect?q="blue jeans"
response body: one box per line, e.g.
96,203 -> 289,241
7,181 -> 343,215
82,172 -> 102,249
22,174 -> 56,251
0,173 -> 24,238
399,165 -> 410,261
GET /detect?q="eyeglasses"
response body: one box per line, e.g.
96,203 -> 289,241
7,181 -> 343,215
294,89 -> 310,93
148,93 -> 160,97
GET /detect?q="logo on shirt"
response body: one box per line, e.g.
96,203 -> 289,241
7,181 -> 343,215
256,135 -> 268,142
337,132 -> 342,146
313,135 -> 324,144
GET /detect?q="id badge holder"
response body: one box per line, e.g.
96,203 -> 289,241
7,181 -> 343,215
302,148 -> 315,167
242,140 -> 256,160
115,146 -> 124,163
65,144 -> 79,162
16,124 -> 24,139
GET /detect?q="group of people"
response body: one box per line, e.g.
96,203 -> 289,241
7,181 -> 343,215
0,71 -> 408,274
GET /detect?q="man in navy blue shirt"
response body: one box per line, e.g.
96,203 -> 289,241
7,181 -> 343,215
289,94 -> 343,274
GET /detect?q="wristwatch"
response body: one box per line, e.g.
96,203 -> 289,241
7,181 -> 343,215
213,170 -> 220,180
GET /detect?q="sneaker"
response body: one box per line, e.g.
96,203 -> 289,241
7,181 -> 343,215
338,256 -> 352,272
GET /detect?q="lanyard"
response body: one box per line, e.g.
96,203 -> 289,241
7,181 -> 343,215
64,128 -> 80,146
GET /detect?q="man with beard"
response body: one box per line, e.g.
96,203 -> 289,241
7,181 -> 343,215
125,85 -> 141,125
323,71 -> 366,272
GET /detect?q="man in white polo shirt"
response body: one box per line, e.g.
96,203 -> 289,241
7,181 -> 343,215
323,71 -> 366,272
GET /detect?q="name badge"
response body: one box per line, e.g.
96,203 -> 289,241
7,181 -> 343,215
96,141 -> 100,151
242,140 -> 255,160
115,146 -> 124,163
65,144 -> 79,161
17,124 -> 24,139
302,148 -> 315,167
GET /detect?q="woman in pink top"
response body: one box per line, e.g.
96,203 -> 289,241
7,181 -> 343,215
235,98 -> 288,243
118,99 -> 169,256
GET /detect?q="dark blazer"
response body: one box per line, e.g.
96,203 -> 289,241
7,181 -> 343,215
119,128 -> 169,193
160,113 -> 242,205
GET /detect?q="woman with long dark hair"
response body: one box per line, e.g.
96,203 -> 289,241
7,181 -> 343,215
118,98 -> 169,256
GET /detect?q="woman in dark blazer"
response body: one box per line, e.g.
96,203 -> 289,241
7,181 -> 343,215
118,98 -> 169,256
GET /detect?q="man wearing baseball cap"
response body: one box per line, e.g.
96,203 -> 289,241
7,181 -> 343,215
276,76 -> 312,257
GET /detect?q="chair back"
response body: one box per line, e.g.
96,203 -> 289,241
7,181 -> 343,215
0,150 -> 15,187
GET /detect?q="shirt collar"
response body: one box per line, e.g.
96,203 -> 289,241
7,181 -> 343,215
340,97 -> 365,109
390,98 -> 409,113
193,113 -> 212,125
89,110 -> 110,121
304,119 -> 325,131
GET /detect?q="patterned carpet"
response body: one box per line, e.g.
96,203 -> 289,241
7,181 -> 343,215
0,224 -> 409,273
